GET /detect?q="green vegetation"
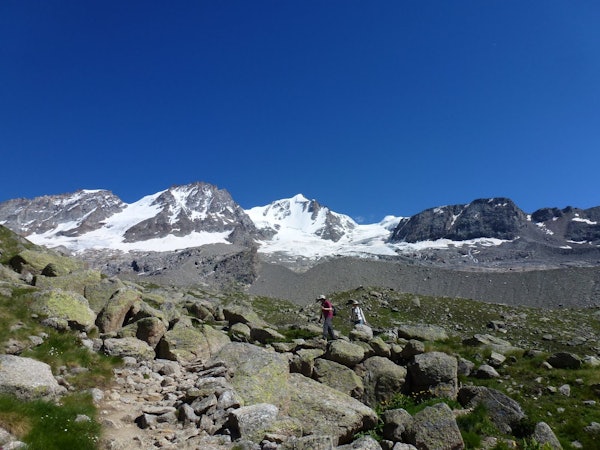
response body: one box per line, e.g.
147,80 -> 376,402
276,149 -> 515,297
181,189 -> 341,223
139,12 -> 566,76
0,393 -> 100,450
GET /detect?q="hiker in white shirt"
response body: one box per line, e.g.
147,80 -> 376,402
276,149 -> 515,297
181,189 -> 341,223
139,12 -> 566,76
350,300 -> 366,326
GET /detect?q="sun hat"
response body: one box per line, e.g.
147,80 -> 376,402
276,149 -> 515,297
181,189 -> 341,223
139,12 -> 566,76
351,300 -> 359,305
316,294 -> 326,301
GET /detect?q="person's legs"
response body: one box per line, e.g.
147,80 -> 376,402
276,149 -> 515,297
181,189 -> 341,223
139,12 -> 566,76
324,317 -> 335,340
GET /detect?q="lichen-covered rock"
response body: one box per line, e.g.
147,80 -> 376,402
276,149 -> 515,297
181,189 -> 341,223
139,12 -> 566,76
30,289 -> 96,331
533,421 -> 563,449
313,358 -> 364,399
228,403 -> 280,443
156,322 -> 231,362
210,342 -> 290,406
34,269 -> 102,296
118,317 -> 167,348
102,337 -> 156,360
95,288 -> 141,333
403,402 -> 464,450
84,277 -> 126,313
324,339 -> 365,367
223,303 -> 268,328
462,333 -> 523,355
285,373 -> 378,445
10,249 -> 84,275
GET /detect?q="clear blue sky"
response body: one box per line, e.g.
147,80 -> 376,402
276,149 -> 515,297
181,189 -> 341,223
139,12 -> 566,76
1,1 -> 599,222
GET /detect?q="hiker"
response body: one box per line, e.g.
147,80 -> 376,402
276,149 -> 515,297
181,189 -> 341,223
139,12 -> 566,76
317,294 -> 336,340
350,300 -> 366,326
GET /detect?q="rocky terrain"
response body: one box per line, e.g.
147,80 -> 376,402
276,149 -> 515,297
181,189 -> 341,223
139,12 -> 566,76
1,223 -> 600,449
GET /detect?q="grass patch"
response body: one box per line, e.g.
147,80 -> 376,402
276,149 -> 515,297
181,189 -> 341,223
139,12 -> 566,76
0,393 -> 101,450
22,331 -> 121,390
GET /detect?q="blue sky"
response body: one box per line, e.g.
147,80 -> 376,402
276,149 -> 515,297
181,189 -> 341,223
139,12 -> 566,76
1,1 -> 599,223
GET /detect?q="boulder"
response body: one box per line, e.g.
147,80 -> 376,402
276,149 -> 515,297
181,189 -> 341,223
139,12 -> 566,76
229,403 -> 280,443
337,435 -> 382,449
547,352 -> 582,369
285,373 -> 378,445
462,334 -> 522,355
407,351 -> 458,400
324,339 -> 365,367
210,342 -> 290,406
118,316 -> 167,348
223,304 -> 268,328
102,337 -> 156,360
361,356 -> 407,407
382,408 -> 412,441
84,277 -> 125,313
458,385 -> 526,434
34,269 -> 102,296
30,289 -> 96,332
10,249 -> 83,275
156,322 -> 230,362
397,324 -> 449,341
403,402 -> 464,450
95,288 -> 141,333
350,324 -> 374,341
533,421 -> 563,449
313,358 -> 364,399
368,336 -> 391,358
0,355 -> 65,401
290,348 -> 325,377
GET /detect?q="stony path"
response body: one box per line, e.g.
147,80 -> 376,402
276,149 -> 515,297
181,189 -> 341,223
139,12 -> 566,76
96,358 -> 235,450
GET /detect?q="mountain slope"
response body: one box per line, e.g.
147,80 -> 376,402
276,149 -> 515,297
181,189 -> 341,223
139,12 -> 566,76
0,182 -> 599,268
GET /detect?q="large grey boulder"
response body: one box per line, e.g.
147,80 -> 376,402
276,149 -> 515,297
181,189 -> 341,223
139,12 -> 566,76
361,356 -> 407,407
0,355 -> 65,401
228,403 -> 280,443
209,342 -> 290,406
397,324 -> 449,342
156,322 -> 230,362
462,333 -> 522,355
95,288 -> 141,333
285,373 -> 378,445
403,402 -> 464,450
407,351 -> 458,400
458,385 -> 526,434
337,435 -> 382,449
290,348 -> 325,377
382,408 -> 412,441
324,339 -> 365,367
533,421 -> 563,449
118,316 -> 167,348
102,337 -> 156,360
313,358 -> 364,399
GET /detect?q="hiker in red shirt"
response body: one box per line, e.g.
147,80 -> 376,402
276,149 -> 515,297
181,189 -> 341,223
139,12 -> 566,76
317,294 -> 336,340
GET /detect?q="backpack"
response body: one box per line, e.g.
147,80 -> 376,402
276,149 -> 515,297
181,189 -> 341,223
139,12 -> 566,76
332,305 -> 337,316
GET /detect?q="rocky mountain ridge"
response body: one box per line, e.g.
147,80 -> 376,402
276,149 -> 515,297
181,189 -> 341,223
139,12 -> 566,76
1,182 -> 599,260
1,182 -> 600,309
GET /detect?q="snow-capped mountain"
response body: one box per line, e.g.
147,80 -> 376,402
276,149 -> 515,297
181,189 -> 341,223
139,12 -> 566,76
0,182 -> 599,265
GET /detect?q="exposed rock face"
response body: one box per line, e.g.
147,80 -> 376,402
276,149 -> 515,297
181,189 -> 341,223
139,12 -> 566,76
390,198 -> 528,243
0,189 -> 125,236
121,183 -> 259,244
